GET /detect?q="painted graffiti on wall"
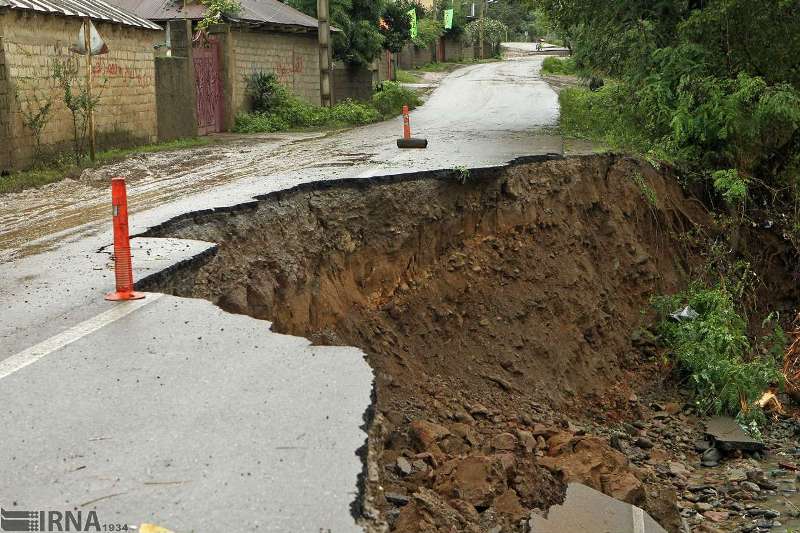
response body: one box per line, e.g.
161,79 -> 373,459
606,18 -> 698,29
274,53 -> 304,84
92,56 -> 153,89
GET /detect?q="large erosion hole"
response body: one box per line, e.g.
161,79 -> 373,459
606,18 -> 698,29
144,154 -> 719,531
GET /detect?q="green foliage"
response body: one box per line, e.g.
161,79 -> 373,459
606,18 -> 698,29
487,0 -> 538,41
51,54 -> 103,165
235,72 -> 394,133
286,0 -> 386,65
558,84 -> 653,153
198,0 -> 242,29
380,0 -> 414,53
245,71 -> 284,113
541,57 -> 577,76
631,172 -> 658,206
412,17 -> 444,49
372,81 -> 421,118
712,169 -> 748,206
395,69 -> 423,84
236,73 -> 421,134
540,0 -> 800,218
235,97 -> 380,133
463,18 -> 509,48
14,85 -> 53,159
652,285 -> 784,418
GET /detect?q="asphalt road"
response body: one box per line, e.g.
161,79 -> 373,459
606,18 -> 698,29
0,51 -> 572,532
0,54 -> 565,263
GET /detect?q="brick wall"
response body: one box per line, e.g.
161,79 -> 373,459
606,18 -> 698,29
230,28 -> 320,112
0,11 -> 161,169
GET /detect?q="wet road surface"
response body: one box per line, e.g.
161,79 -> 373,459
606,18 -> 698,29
0,55 -> 563,263
0,52 -> 573,532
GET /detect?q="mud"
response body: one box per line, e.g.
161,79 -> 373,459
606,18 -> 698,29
0,55 -> 572,265
141,153 -> 722,531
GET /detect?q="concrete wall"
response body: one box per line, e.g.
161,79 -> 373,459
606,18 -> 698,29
332,61 -> 376,103
155,20 -> 196,141
397,44 -> 434,70
155,57 -> 197,140
229,27 -> 320,115
0,10 -> 161,169
443,35 -> 473,63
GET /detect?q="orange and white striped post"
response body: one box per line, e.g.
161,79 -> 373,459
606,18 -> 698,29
402,105 -> 412,140
105,177 -> 145,301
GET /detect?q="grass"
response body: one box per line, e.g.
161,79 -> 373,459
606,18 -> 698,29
558,82 -> 655,154
235,82 -> 421,134
396,69 -> 424,84
0,137 -> 212,195
96,137 -> 212,163
541,56 -> 577,76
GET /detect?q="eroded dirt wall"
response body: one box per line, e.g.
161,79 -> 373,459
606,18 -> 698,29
146,154 -> 711,532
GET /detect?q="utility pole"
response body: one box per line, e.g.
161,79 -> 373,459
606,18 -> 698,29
317,0 -> 332,107
84,18 -> 96,162
479,0 -> 486,59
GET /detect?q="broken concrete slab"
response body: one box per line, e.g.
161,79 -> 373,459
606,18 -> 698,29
529,483 -> 667,533
705,416 -> 764,452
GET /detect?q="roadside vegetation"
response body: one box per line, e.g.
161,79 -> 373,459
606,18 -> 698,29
540,56 -> 577,76
537,0 -> 800,423
0,138 -> 212,194
234,73 -> 420,134
653,285 -> 784,424
395,69 -> 424,84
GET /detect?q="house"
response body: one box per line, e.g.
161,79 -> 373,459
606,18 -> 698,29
0,0 -> 163,171
112,0 -> 325,133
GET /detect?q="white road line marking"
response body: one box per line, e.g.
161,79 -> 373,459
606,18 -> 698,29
0,294 -> 163,380
632,506 -> 646,533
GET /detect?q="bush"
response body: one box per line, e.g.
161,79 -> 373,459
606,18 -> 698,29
652,286 -> 784,420
372,81 -> 421,118
235,72 -> 420,134
712,169 -> 748,207
558,84 -> 653,153
234,96 -> 380,134
541,57 -> 577,76
245,71 -> 286,113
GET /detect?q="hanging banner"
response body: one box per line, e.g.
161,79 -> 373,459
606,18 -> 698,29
444,8 -> 454,30
70,20 -> 109,55
408,8 -> 418,38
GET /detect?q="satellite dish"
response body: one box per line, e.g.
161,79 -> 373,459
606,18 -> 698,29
70,20 -> 109,55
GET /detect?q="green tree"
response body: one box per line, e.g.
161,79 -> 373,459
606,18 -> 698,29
284,0 -> 387,65
380,0 -> 416,54
542,0 -> 800,214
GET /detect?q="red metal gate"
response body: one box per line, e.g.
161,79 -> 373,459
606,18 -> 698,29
193,39 -> 223,135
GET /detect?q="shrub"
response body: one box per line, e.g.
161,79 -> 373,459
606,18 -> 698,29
328,99 -> 381,125
558,84 -> 653,153
372,81 -> 421,118
234,93 -> 381,134
541,57 -> 577,76
652,286 -> 784,420
245,71 -> 286,113
712,169 -> 749,207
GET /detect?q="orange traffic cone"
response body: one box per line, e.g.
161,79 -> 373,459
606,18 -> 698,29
397,105 -> 428,149
105,177 -> 145,301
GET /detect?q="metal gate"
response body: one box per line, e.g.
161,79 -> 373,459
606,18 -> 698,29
193,39 -> 223,135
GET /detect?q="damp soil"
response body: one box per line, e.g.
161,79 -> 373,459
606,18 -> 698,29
142,153 -> 797,532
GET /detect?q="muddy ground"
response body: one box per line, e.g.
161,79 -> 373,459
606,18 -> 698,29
145,154 -> 799,533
